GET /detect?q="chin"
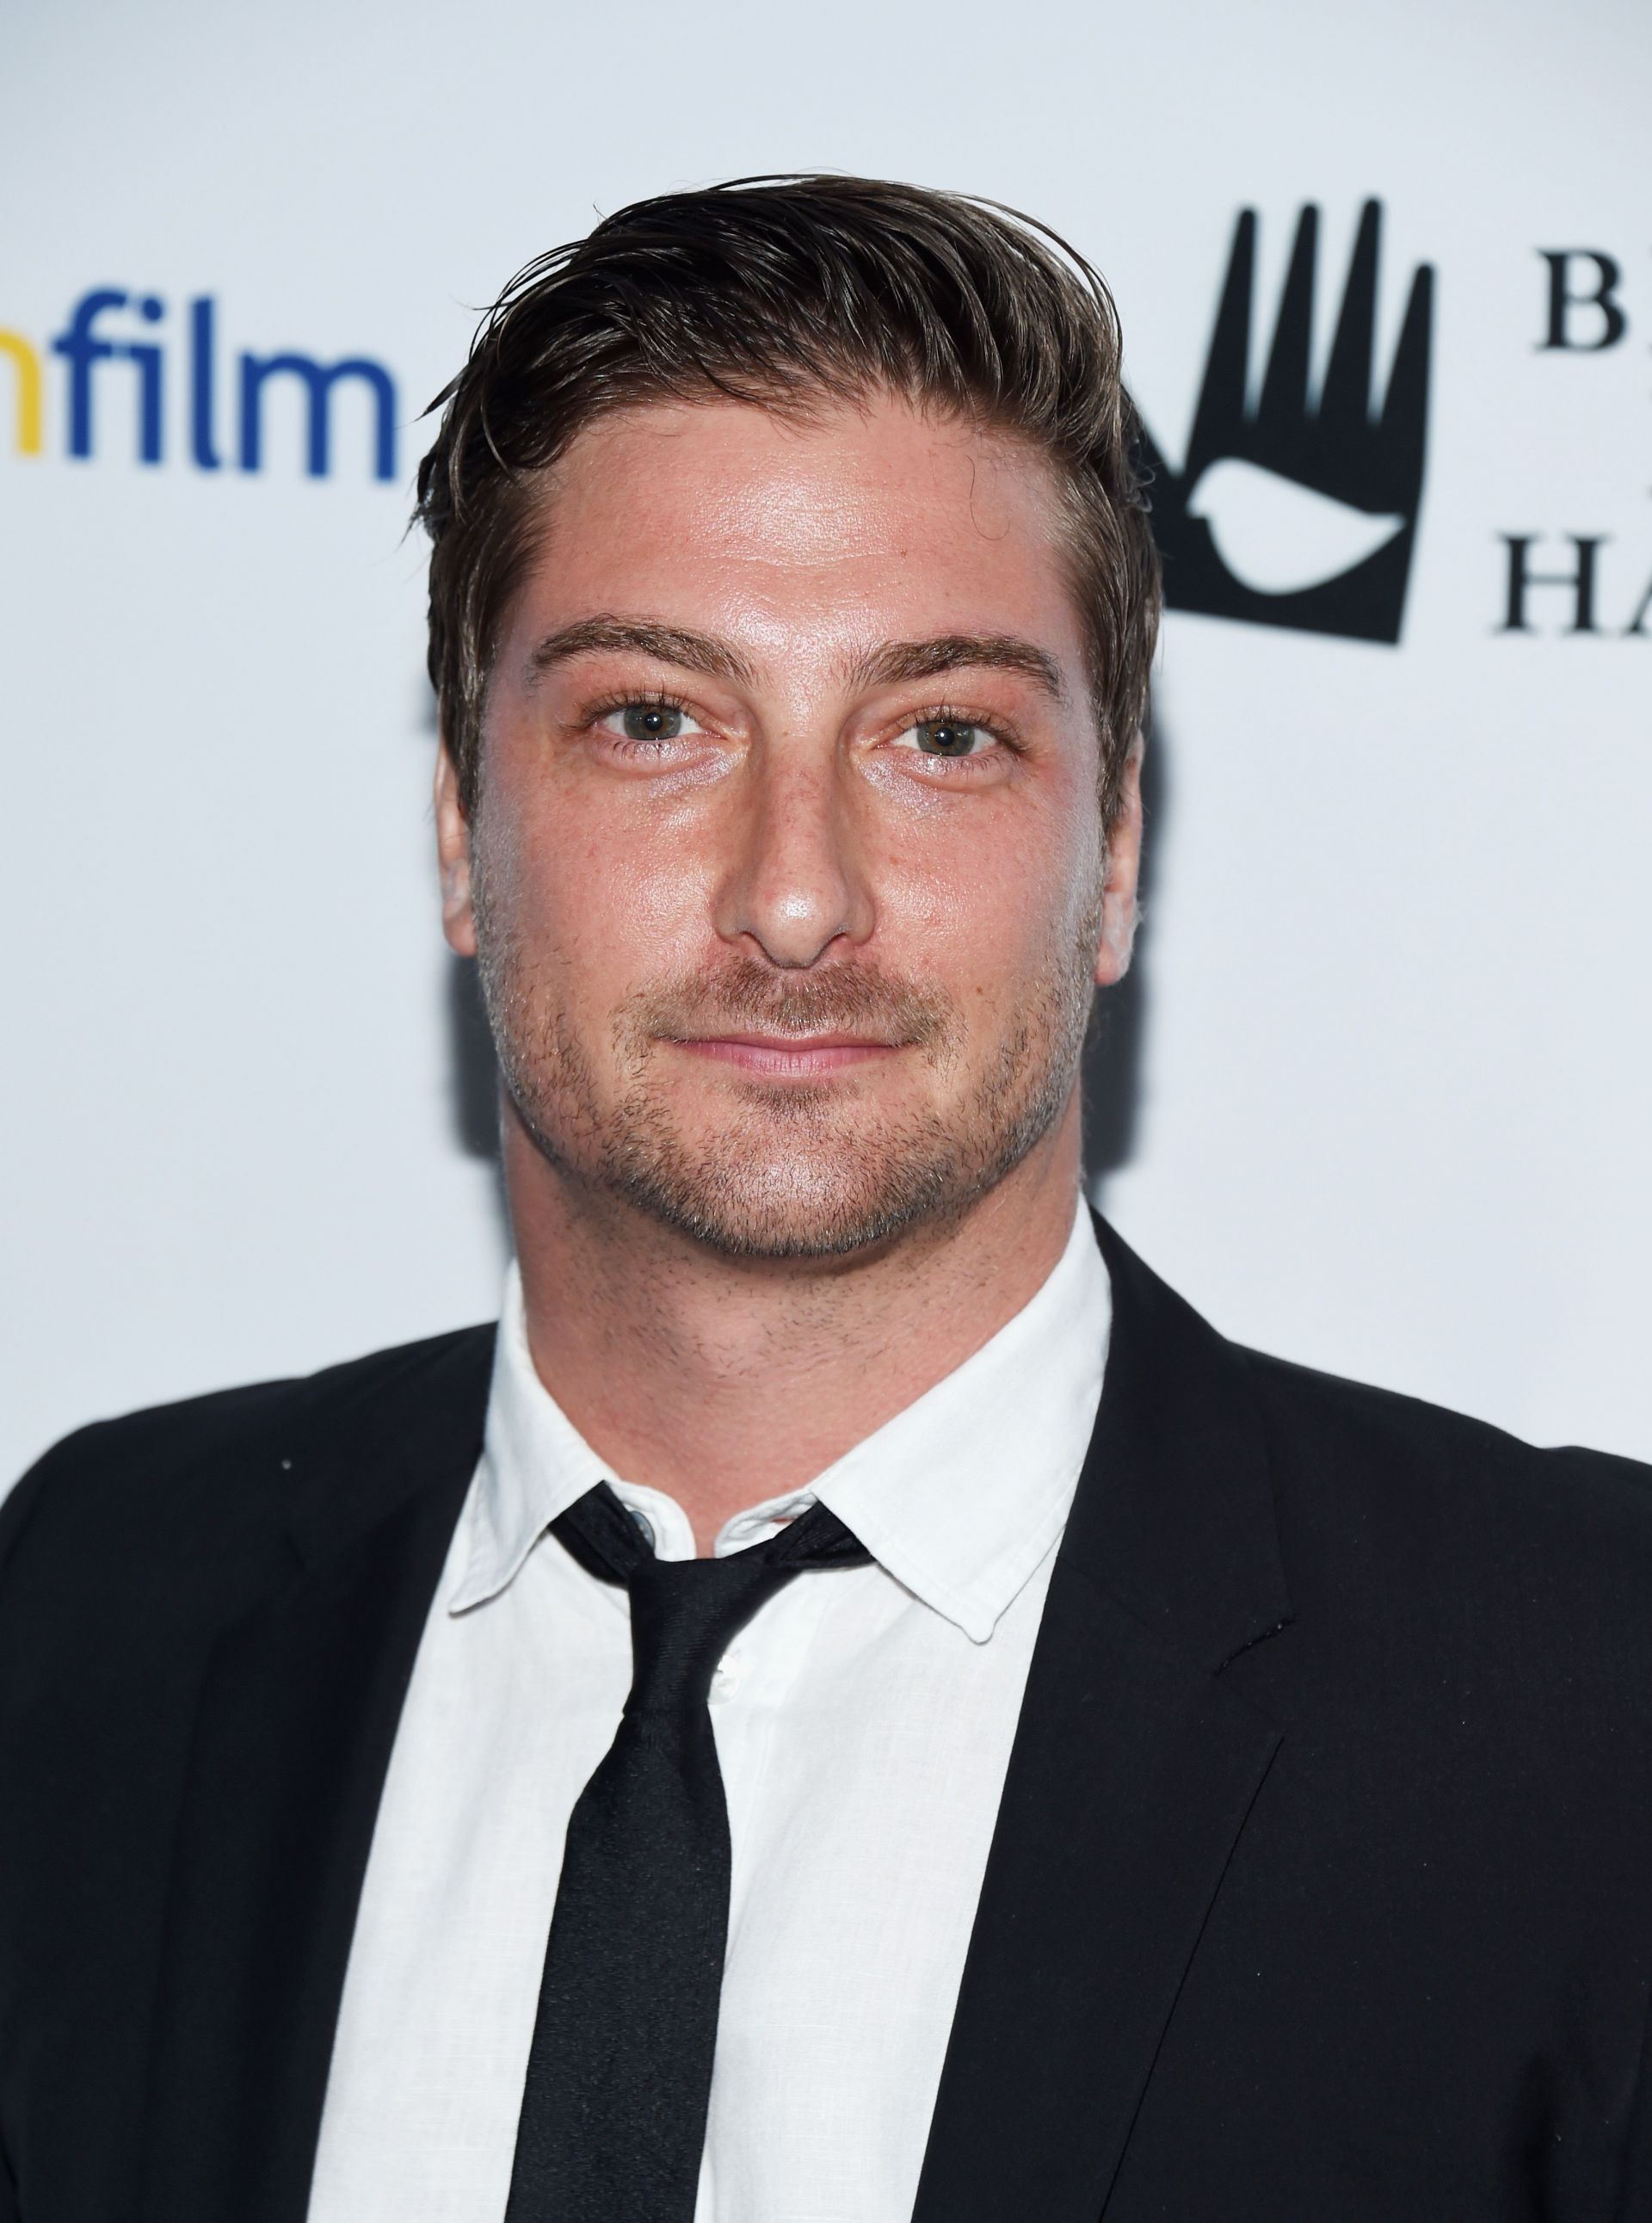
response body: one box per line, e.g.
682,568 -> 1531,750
620,1181 -> 951,1263
600,1106 -> 997,1263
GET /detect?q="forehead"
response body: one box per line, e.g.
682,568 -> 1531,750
510,392 -> 1088,671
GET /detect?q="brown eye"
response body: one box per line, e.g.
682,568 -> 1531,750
620,703 -> 684,741
915,719 -> 985,756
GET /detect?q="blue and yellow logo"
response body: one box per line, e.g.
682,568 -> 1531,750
0,288 -> 398,480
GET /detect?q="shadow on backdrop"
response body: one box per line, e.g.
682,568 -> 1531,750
449,954 -> 502,1160
443,707 -> 1167,1208
1083,704 -> 1166,1202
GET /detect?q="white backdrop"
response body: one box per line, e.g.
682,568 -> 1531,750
3,0 -> 1648,1485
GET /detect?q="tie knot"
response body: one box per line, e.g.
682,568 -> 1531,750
551,1484 -> 868,1716
625,1553 -> 791,1718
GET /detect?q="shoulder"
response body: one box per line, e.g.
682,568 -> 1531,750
1242,1342 -> 1652,1526
0,1324 -> 497,1596
1236,1344 -> 1652,1665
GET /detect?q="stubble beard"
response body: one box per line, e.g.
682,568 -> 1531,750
473,868 -> 1101,1263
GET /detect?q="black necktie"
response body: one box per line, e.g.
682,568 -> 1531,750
504,1482 -> 869,2223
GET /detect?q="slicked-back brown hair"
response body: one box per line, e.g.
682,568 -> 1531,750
416,174 -> 1160,828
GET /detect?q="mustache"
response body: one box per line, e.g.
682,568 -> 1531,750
625,956 -> 956,1051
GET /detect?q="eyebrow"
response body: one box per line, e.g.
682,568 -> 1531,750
527,617 -> 757,688
526,616 -> 1066,704
847,633 -> 1068,703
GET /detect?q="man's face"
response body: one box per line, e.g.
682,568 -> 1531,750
436,391 -> 1142,1259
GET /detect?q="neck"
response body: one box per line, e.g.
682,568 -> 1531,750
505,1096 -> 1086,1554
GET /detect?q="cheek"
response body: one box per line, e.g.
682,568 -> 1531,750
476,773 -> 718,1001
874,788 -> 1100,1003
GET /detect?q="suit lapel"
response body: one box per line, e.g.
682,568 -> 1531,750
136,1329 -> 493,2223
912,1219 -> 1293,2223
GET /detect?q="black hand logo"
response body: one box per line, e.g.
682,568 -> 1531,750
1135,201 -> 1434,644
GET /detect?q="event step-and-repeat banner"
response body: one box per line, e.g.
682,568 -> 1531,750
3,0 -> 1647,1481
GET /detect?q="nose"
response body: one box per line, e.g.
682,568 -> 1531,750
712,745 -> 873,968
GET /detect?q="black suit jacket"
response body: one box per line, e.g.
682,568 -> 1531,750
3,1219 -> 1652,2221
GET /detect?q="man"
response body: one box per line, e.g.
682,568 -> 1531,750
2,175 -> 1650,2223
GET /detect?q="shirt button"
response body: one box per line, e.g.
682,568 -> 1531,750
710,1652 -> 742,1703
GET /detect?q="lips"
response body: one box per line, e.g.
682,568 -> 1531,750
669,1033 -> 902,1076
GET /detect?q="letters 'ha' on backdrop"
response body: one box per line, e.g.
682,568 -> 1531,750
2,0 -> 1647,1482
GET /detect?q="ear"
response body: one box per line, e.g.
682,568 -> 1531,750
1093,733 -> 1144,989
435,740 -> 478,959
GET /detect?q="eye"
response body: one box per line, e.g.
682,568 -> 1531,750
892,717 -> 997,758
595,701 -> 707,744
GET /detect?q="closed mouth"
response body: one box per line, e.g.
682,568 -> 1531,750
668,1033 -> 903,1075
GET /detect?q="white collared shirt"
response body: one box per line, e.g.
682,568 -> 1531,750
308,1203 -> 1111,2223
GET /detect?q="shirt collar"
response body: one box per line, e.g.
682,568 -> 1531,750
452,1200 -> 1111,1645
449,1276 -> 614,1615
